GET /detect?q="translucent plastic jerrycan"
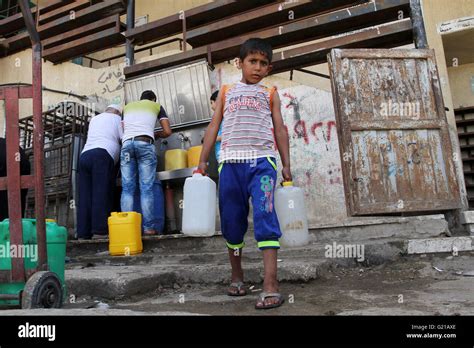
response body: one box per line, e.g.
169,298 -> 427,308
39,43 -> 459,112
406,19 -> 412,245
182,170 -> 216,237
275,181 -> 309,247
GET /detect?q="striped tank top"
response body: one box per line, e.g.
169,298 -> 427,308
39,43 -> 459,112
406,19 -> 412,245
219,82 -> 276,163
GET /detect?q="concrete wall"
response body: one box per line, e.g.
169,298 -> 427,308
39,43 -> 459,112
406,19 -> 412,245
448,63 -> 474,109
421,0 -> 474,209
278,84 -> 347,225
0,49 -> 126,134
274,64 -> 332,92
422,1 -> 473,111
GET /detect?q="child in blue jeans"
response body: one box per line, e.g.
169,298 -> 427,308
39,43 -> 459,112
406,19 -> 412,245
198,38 -> 292,309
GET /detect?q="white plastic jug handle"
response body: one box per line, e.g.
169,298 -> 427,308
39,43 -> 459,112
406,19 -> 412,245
192,168 -> 206,177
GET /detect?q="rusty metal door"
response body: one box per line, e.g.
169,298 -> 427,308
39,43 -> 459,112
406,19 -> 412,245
328,48 -> 460,215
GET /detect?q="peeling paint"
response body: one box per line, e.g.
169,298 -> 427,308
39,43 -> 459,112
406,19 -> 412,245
330,49 -> 461,214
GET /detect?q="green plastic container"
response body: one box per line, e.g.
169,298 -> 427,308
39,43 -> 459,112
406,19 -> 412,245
0,219 -> 67,306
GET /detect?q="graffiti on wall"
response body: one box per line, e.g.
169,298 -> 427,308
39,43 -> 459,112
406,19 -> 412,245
96,65 -> 125,107
277,85 -> 348,224
98,67 -> 124,93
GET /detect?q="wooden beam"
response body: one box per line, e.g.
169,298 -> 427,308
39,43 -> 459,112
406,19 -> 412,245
0,0 -> 125,56
124,0 -> 410,78
43,25 -> 124,63
0,0 -> 74,37
38,0 -> 125,38
126,0 -> 278,46
38,0 -> 91,26
271,20 -> 413,74
42,15 -> 119,50
186,0 -> 365,47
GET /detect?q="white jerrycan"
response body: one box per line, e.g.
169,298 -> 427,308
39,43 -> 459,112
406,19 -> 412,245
275,181 -> 309,247
182,170 -> 216,237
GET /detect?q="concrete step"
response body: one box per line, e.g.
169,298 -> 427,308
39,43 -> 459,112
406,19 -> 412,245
65,234 -> 473,300
65,239 -> 408,299
67,214 -> 451,257
407,236 -> 472,254
64,214 -> 458,300
66,257 -> 326,300
67,239 -> 402,267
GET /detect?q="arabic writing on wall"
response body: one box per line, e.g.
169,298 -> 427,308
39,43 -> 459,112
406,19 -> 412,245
97,67 -> 124,95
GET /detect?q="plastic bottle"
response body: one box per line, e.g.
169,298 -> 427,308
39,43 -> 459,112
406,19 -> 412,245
275,181 -> 309,247
182,169 -> 216,237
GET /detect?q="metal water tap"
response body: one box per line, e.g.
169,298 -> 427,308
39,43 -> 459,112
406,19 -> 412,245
178,132 -> 188,142
178,132 -> 189,149
160,139 -> 168,151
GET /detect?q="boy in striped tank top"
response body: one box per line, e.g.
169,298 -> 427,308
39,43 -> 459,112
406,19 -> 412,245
198,38 -> 292,309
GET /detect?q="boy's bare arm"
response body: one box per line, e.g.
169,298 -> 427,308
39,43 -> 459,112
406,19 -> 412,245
271,91 -> 292,182
198,90 -> 224,174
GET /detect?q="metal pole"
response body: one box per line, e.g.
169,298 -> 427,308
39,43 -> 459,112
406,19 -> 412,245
409,0 -> 428,49
5,88 -> 25,282
182,12 -> 187,52
19,0 -> 39,44
19,0 -> 47,270
126,0 -> 135,66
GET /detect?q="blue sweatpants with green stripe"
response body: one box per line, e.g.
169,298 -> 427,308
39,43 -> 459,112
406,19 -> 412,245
218,157 -> 282,250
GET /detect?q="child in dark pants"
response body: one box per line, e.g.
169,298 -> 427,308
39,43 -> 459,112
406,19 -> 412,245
198,38 -> 292,309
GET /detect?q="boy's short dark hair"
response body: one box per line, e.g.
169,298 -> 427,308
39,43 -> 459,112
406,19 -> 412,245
140,90 -> 157,101
239,38 -> 273,62
210,90 -> 219,102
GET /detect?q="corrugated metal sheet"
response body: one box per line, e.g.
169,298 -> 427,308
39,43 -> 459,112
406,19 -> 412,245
124,59 -> 212,127
329,48 -> 460,215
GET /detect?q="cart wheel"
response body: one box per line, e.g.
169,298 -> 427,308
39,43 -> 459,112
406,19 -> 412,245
21,271 -> 63,309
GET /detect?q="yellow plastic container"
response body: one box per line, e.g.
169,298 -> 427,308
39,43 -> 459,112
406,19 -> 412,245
187,145 -> 202,168
165,149 -> 188,171
108,212 -> 143,256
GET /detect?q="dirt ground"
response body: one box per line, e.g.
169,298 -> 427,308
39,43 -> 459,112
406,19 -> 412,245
63,252 -> 474,316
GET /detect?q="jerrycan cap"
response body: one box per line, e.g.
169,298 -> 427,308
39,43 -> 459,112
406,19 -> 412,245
192,168 -> 206,177
282,181 -> 293,187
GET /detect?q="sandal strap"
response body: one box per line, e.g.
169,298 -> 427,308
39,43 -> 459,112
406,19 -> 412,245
258,292 -> 282,300
230,281 -> 244,289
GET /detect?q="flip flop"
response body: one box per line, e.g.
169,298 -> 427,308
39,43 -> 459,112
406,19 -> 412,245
227,282 -> 247,297
255,292 -> 285,310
